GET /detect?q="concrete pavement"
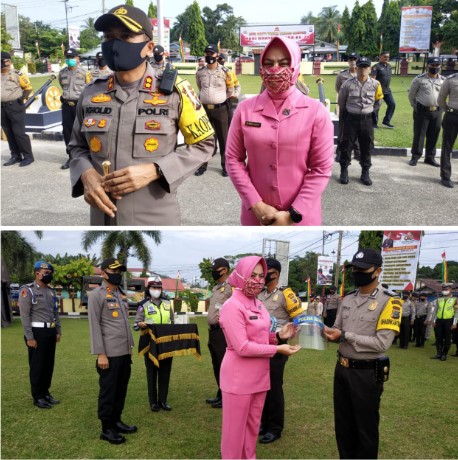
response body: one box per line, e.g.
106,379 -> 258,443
1,139 -> 456,226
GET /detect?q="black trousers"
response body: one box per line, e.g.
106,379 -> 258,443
411,109 -> 442,160
61,103 -> 77,156
334,362 -> 383,459
1,100 -> 34,161
335,114 -> 360,156
325,308 -> 338,328
440,111 -> 458,181
435,318 -> 454,356
208,327 -> 227,398
97,354 -> 131,429
144,355 -> 173,405
261,353 -> 288,435
399,316 -> 412,348
414,316 -> 427,347
340,114 -> 374,170
201,105 -> 229,169
374,92 -> 396,125
25,327 -> 57,401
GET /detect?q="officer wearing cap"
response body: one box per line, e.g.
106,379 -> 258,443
151,44 -> 168,75
134,276 -> 174,411
323,285 -> 341,328
338,56 -> 384,186
69,4 -> 214,225
195,43 -> 240,177
18,261 -> 61,408
413,292 -> 431,347
437,69 -> 458,188
205,258 -> 232,408
399,292 -> 415,349
88,258 -> 137,444
371,51 -> 396,128
217,53 -> 241,127
335,52 -> 360,164
324,248 -> 402,459
1,51 -> 35,167
408,56 -> 444,167
307,294 -> 323,317
258,258 -> 304,444
430,283 -> 457,361
59,48 -> 92,170
90,52 -> 112,81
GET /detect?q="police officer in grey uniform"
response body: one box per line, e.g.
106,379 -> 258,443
325,248 -> 402,459
408,57 -> 444,167
90,52 -> 112,81
258,258 -> 303,444
413,293 -> 431,347
195,43 -> 239,177
335,52 -> 360,163
338,56 -> 383,186
18,261 -> 61,409
324,285 -> 341,327
437,72 -> 458,188
151,44 -> 167,75
88,258 -> 137,444
1,51 -> 35,167
59,48 -> 92,169
399,293 -> 414,348
205,258 -> 232,409
69,5 -> 214,226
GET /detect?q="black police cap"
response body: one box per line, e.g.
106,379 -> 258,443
218,53 -> 227,61
65,48 -> 79,58
212,258 -> 230,270
1,51 -> 12,60
153,45 -> 164,54
356,56 -> 371,67
96,51 -> 103,59
100,258 -> 127,272
205,44 -> 218,53
95,4 -> 153,41
347,52 -> 359,59
265,258 -> 282,273
427,56 -> 440,65
347,248 -> 383,269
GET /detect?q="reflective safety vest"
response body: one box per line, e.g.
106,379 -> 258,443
144,299 -> 172,324
436,297 -> 457,319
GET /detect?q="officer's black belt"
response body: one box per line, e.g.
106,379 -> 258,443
1,101 -> 16,106
416,315 -> 427,319
417,103 -> 439,112
347,112 -> 373,120
209,324 -> 221,330
338,352 -> 377,369
203,102 -> 225,109
62,99 -> 78,106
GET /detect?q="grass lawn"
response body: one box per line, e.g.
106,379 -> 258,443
2,317 -> 457,459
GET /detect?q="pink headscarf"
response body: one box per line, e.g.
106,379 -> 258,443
227,256 -> 267,290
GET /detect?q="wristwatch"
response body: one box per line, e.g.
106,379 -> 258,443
288,206 -> 303,223
339,331 -> 346,343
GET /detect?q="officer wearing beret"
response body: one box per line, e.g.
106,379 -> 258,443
59,48 -> 92,169
408,56 -> 444,167
90,52 -> 112,81
437,70 -> 458,188
338,56 -> 384,186
18,261 -> 61,408
205,258 -> 232,408
69,4 -> 214,225
195,43 -> 239,177
1,51 -> 35,167
88,258 -> 136,444
325,248 -> 402,459
258,258 -> 304,444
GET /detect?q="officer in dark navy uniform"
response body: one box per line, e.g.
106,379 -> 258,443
18,261 -> 61,408
371,51 -> 395,128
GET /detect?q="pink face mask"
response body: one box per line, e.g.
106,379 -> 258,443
235,271 -> 265,297
261,66 -> 294,94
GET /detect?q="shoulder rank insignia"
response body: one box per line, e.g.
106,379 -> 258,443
107,76 -> 114,91
144,137 -> 159,152
143,76 -> 154,90
91,94 -> 111,103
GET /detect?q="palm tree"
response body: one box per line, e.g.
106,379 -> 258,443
316,6 -> 341,43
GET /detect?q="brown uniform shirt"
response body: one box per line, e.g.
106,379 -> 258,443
196,65 -> 237,104
408,73 -> 445,108
338,77 -> 383,114
335,69 -> 357,93
258,287 -> 291,329
438,73 -> 458,111
1,69 -> 33,102
208,280 -> 232,326
58,65 -> 91,101
324,293 -> 341,312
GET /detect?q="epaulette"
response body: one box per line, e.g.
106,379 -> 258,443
88,74 -> 112,86
339,69 -> 347,73
383,288 -> 399,298
344,289 -> 357,297
14,70 -> 23,76
417,72 -> 427,78
279,287 -> 285,291
446,73 -> 458,79
197,66 -> 205,72
221,65 -> 229,73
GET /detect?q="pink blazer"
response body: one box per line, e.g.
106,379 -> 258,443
226,90 -> 334,226
219,290 -> 278,395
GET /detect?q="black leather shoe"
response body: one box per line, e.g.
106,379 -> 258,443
259,427 -> 266,436
440,355 -> 447,361
441,178 -> 454,188
382,122 -> 394,129
430,354 -> 441,359
160,402 -> 172,411
3,157 -> 22,166
19,159 -> 34,167
33,398 -> 52,409
259,432 -> 281,444
151,403 -> 160,412
221,168 -> 228,177
100,429 -> 126,444
61,159 -> 71,170
211,401 -> 222,408
360,170 -> 372,186
45,394 -> 60,405
115,421 -> 138,434
340,167 -> 349,184
194,166 -> 206,176
205,396 -> 221,405
409,158 -> 418,166
424,158 -> 439,167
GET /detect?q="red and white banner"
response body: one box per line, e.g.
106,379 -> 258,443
240,25 -> 314,47
317,256 -> 334,286
380,231 -> 423,291
150,18 -> 170,53
399,6 -> 432,53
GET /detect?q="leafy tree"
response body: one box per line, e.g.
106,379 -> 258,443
288,252 -> 321,295
301,11 -> 317,25
359,0 -> 379,57
199,258 -> 214,288
340,6 -> 351,44
315,6 -> 341,43
347,2 -> 366,57
148,2 -> 157,18
358,231 -> 384,250
378,0 -> 401,57
179,289 -> 202,312
1,15 -> 13,52
186,1 -> 207,57
427,0 -> 458,52
417,261 -> 458,282
37,252 -> 100,266
125,0 -> 134,6
170,12 -> 192,42
80,17 -> 100,51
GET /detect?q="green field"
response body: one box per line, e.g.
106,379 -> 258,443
2,317 -> 457,459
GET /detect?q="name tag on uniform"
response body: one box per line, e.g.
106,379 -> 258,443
245,121 -> 261,127
147,305 -> 156,314
249,316 -> 258,320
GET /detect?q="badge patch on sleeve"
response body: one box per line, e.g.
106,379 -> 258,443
283,287 -> 304,318
89,136 -> 102,153
144,137 -> 159,152
376,298 -> 402,333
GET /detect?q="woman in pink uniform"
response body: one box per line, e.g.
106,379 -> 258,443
226,36 -> 334,226
219,256 -> 300,459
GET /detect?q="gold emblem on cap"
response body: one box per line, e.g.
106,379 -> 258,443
114,7 -> 127,15
368,301 -> 378,311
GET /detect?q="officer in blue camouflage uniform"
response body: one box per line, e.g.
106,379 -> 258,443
325,248 -> 402,459
18,261 -> 61,409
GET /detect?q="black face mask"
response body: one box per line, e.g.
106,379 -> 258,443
101,39 -> 149,72
353,269 -> 377,287
106,272 -> 123,286
265,272 -> 276,284
428,67 -> 440,75
40,273 -> 53,285
1,60 -> 7,69
153,54 -> 163,63
212,270 -> 223,281
97,58 -> 107,68
420,297 -> 426,302
205,55 -> 217,65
